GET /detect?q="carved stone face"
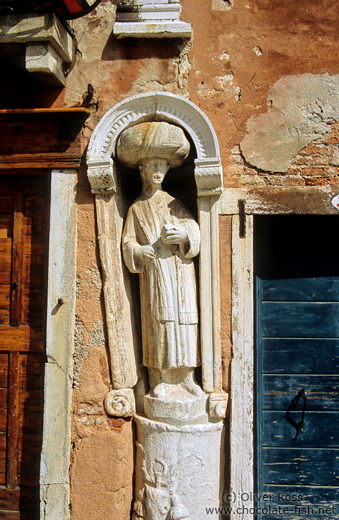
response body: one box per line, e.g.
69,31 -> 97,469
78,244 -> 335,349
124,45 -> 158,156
139,158 -> 170,188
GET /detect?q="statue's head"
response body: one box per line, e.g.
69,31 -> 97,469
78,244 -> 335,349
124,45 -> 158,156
116,121 -> 190,171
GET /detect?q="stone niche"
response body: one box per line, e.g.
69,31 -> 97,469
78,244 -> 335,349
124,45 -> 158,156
87,92 -> 227,518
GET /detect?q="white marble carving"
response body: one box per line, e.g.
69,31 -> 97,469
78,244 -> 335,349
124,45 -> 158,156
86,92 -> 225,400
87,94 -> 227,520
117,122 -> 225,516
104,388 -> 136,417
87,93 -> 222,177
118,122 -> 202,403
114,0 -> 192,38
87,159 -> 115,193
133,416 -> 224,519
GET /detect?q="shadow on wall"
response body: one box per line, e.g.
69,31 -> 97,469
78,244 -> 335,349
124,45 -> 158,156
101,34 -> 187,62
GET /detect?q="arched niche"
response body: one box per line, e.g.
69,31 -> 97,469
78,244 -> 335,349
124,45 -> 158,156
87,92 -> 222,197
87,92 -> 225,413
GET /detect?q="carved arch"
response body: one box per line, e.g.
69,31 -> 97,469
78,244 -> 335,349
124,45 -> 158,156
87,92 -> 222,197
87,92 -> 223,401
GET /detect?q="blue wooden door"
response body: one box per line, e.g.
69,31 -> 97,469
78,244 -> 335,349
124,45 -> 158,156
255,216 -> 339,519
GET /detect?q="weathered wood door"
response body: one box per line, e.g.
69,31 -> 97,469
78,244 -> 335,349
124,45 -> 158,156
255,216 -> 339,519
0,174 -> 49,518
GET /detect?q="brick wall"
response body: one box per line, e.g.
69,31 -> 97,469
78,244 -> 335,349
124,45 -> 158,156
227,121 -> 339,188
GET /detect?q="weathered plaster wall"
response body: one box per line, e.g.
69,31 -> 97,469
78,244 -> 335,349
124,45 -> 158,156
240,74 -> 339,172
184,0 -> 339,182
47,1 -> 339,518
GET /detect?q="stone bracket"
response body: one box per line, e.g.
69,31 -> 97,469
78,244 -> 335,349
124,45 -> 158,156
87,158 -> 115,193
0,13 -> 75,86
25,43 -> 65,86
194,157 -> 223,197
208,392 -> 229,419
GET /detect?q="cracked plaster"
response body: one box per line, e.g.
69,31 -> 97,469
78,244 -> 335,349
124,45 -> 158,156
240,73 -> 339,172
73,318 -> 106,387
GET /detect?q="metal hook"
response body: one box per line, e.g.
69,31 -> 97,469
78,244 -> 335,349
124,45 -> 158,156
285,388 -> 307,440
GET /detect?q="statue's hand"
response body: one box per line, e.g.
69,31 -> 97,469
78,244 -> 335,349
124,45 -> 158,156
134,244 -> 156,263
161,225 -> 188,245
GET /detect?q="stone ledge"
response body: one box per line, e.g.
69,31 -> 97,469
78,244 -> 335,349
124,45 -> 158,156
0,13 -> 75,85
25,43 -> 65,86
113,21 -> 191,38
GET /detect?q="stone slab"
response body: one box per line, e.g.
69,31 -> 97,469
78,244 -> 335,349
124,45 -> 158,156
25,43 -> 65,86
113,21 -> 192,38
0,13 -> 74,62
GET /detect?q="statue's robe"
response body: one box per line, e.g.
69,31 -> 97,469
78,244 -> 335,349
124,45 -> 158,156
122,190 -> 200,369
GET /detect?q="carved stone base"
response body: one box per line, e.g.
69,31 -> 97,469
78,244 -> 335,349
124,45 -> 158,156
133,415 -> 224,519
144,392 -> 208,426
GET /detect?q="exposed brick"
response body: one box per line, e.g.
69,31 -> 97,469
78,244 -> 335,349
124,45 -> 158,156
330,123 -> 339,134
330,176 -> 339,186
228,164 -> 245,176
231,146 -> 241,155
298,143 -> 327,155
281,176 -> 306,187
302,167 -> 327,176
296,154 -> 329,166
229,154 -> 242,165
329,155 -> 339,166
265,176 -> 283,186
224,176 -> 241,188
305,177 -> 329,186
286,167 -> 303,176
240,175 -> 266,186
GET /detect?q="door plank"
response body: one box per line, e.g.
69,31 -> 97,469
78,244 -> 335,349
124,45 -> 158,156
261,302 -> 339,338
262,339 -> 339,374
10,195 -> 24,328
19,354 -> 44,389
0,390 -> 7,432
0,485 -> 39,512
262,411 -> 339,447
255,216 -> 339,518
0,433 -> 6,475
0,355 -> 8,388
261,276 -> 339,302
0,327 -> 44,352
19,390 -> 43,414
263,484 -> 339,510
0,287 -> 10,308
0,176 -> 48,516
262,375 -> 339,411
263,448 -> 339,486
0,512 -> 19,518
6,352 -> 20,489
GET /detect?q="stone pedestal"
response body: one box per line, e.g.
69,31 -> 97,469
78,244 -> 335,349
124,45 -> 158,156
133,415 -> 224,519
144,392 -> 208,426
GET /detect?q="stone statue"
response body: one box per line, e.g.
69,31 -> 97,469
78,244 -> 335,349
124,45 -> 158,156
118,122 -> 202,400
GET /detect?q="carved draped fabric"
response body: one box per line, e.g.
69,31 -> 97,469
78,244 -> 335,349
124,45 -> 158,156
122,190 -> 200,369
